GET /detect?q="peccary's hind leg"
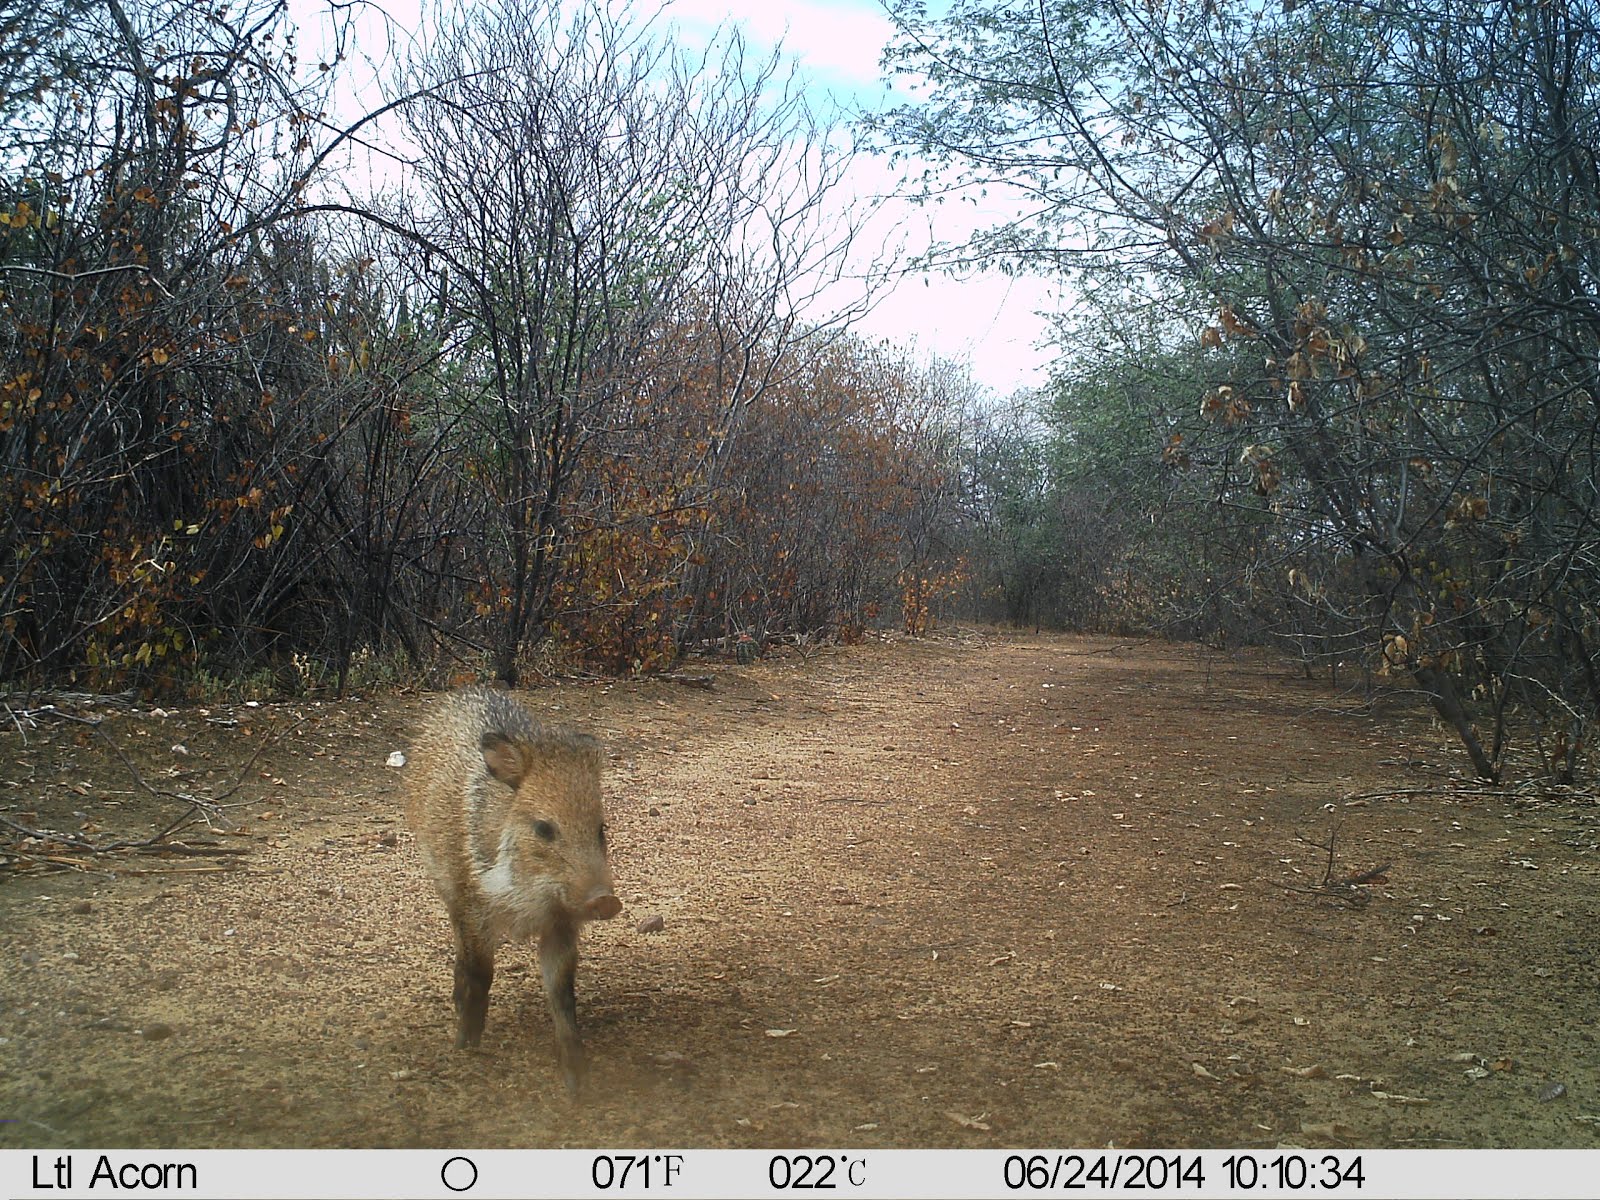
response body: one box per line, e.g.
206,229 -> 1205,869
451,915 -> 494,1049
538,920 -> 585,1094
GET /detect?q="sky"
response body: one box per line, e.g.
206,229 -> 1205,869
661,0 -> 1061,397
306,0 -> 1061,397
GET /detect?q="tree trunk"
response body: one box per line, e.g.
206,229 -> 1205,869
1414,664 -> 1499,783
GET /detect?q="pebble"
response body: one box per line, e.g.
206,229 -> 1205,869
637,915 -> 666,934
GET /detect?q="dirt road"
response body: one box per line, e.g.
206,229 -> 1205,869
2,631 -> 1597,1148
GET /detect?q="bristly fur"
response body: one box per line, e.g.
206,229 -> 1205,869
405,685 -> 620,1090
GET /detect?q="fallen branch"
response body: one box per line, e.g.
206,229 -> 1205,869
1283,824 -> 1390,907
0,815 -> 244,856
664,673 -> 715,690
1,707 -> 300,868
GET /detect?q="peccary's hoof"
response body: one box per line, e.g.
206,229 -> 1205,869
558,1046 -> 588,1097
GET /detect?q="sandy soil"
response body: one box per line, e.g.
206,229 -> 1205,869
2,630 -> 1598,1149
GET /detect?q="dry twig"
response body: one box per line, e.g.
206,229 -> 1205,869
1282,824 -> 1390,908
1,706 -> 300,871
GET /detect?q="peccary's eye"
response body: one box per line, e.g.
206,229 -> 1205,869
532,819 -> 557,842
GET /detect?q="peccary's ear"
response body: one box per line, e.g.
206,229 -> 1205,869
480,733 -> 527,787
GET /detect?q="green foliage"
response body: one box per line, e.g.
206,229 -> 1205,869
880,0 -> 1600,780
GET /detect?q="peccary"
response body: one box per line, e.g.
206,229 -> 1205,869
405,686 -> 621,1091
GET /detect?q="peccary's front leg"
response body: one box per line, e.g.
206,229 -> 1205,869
451,916 -> 494,1049
539,920 -> 585,1094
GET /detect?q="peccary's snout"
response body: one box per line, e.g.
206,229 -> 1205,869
583,883 -> 622,921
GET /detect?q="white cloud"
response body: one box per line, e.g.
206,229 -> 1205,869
680,1 -> 1060,395
811,149 -> 1059,396
291,0 -> 1062,395
664,0 -> 896,93
857,270 -> 1058,397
